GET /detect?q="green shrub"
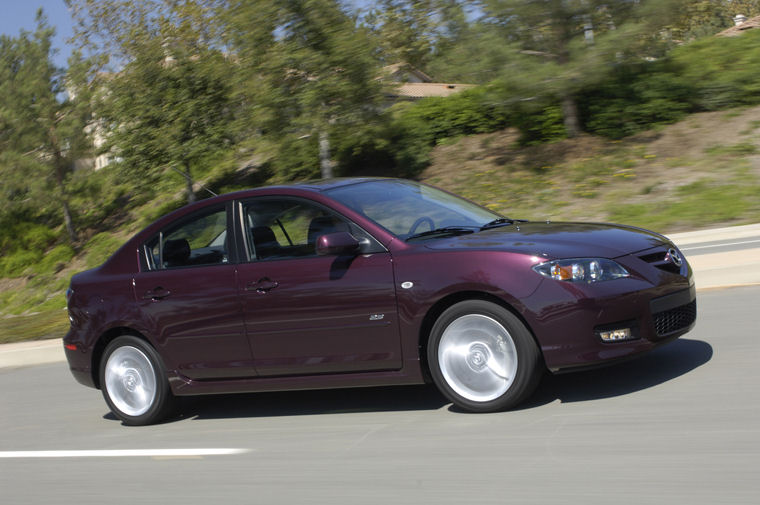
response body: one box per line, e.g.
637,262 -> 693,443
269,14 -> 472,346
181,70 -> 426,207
393,87 -> 510,142
671,29 -> 760,110
38,245 -> 76,274
510,103 -> 567,145
0,221 -> 58,254
580,62 -> 694,139
350,86 -> 513,176
0,250 -> 42,278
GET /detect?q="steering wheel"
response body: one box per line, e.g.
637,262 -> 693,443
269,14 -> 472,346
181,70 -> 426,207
408,216 -> 435,236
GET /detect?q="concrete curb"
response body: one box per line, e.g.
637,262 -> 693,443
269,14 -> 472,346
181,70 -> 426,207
2,223 -> 759,370
0,338 -> 64,370
665,222 -> 760,245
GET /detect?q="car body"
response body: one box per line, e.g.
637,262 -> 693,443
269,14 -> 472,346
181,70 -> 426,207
64,178 -> 696,425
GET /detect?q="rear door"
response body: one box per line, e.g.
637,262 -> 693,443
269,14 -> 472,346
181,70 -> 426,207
133,204 -> 253,380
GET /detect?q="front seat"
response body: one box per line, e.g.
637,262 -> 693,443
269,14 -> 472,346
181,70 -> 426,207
163,238 -> 191,268
251,226 -> 281,260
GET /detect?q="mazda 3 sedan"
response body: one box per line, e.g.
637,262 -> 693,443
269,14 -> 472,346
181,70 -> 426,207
64,178 -> 696,425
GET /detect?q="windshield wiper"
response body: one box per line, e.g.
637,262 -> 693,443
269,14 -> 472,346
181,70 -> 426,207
406,226 -> 478,241
480,218 -> 515,230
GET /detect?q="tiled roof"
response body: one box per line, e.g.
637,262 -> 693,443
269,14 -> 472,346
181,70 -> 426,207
716,15 -> 760,37
388,82 -> 477,98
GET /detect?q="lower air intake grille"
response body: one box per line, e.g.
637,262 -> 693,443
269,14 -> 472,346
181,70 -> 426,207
653,300 -> 697,337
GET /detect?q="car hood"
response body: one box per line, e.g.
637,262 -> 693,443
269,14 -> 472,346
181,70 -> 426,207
423,222 -> 669,259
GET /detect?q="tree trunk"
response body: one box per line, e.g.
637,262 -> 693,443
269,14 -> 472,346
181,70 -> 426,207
61,199 -> 76,245
184,162 -> 196,203
50,127 -> 77,244
561,95 -> 581,138
319,130 -> 333,179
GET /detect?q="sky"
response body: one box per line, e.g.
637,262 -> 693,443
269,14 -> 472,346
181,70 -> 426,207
0,0 -> 75,67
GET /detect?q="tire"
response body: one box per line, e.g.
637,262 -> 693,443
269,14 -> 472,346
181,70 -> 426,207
99,335 -> 175,426
427,300 -> 543,413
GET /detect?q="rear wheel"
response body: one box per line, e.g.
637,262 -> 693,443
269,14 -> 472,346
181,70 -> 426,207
427,300 -> 543,412
100,335 -> 175,426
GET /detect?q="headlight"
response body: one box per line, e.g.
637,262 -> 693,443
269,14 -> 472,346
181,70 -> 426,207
532,258 -> 629,283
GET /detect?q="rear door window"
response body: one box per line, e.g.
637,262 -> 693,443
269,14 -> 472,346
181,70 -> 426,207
144,207 -> 229,270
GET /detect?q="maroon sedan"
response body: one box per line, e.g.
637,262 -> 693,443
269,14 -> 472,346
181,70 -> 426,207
64,178 -> 696,425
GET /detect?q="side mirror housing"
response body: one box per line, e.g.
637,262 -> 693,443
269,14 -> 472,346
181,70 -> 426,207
316,232 -> 361,256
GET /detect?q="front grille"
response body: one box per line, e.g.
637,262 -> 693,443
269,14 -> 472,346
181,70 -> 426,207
638,249 -> 682,274
653,300 -> 697,337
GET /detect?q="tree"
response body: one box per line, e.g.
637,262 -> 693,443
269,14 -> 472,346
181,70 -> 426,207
226,0 -> 385,179
0,11 -> 90,244
363,0 -> 443,69
67,0 -> 235,203
480,0 -> 681,137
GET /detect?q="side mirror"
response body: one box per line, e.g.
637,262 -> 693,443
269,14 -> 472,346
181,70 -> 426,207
316,232 -> 361,256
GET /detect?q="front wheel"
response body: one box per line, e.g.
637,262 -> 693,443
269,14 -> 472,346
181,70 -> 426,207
427,300 -> 543,412
100,335 -> 175,426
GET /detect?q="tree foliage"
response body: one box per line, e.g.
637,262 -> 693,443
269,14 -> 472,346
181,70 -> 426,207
226,0 -> 385,179
67,0 -> 234,203
476,0 -> 683,137
0,11 -> 90,245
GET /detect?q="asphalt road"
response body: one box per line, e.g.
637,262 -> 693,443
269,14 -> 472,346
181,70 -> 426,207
1,286 -> 758,505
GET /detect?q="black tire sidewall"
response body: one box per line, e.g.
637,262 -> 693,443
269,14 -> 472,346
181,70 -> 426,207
427,300 -> 542,412
99,335 -> 174,426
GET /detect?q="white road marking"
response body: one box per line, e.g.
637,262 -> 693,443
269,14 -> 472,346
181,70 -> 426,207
0,448 -> 250,459
680,239 -> 760,251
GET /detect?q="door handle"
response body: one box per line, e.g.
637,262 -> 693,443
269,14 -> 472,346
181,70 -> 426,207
246,277 -> 279,294
142,287 -> 171,301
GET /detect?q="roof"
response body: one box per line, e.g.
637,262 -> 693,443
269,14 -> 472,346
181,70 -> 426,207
716,15 -> 760,37
389,82 -> 478,99
379,62 -> 477,99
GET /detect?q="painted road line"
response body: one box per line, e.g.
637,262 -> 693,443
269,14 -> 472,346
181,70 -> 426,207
0,448 -> 251,459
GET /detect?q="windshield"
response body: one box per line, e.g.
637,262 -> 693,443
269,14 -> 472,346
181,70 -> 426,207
325,179 -> 502,240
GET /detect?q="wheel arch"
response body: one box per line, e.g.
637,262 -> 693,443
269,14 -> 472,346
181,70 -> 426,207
90,327 -> 153,389
417,291 -> 544,381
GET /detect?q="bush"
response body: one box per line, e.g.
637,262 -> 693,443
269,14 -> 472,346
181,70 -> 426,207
393,87 -> 510,142
579,62 -> 694,139
509,103 -> 567,145
0,250 -> 42,278
671,29 -> 760,111
350,86 -> 513,176
38,245 -> 76,274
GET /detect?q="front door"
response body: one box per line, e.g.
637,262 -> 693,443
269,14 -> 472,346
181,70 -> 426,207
237,197 -> 402,376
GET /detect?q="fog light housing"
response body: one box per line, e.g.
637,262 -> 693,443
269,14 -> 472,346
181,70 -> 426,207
595,321 -> 639,343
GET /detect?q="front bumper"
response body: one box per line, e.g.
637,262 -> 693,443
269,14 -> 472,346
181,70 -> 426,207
523,251 -> 696,372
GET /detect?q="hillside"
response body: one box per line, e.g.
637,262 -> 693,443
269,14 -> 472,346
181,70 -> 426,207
2,105 -> 760,343
421,105 -> 760,232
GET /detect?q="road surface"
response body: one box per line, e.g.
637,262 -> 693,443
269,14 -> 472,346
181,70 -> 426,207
1,286 -> 758,505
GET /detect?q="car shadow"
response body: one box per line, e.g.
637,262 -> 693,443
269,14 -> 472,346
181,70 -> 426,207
104,338 -> 712,423
520,337 -> 713,409
171,384 -> 449,422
